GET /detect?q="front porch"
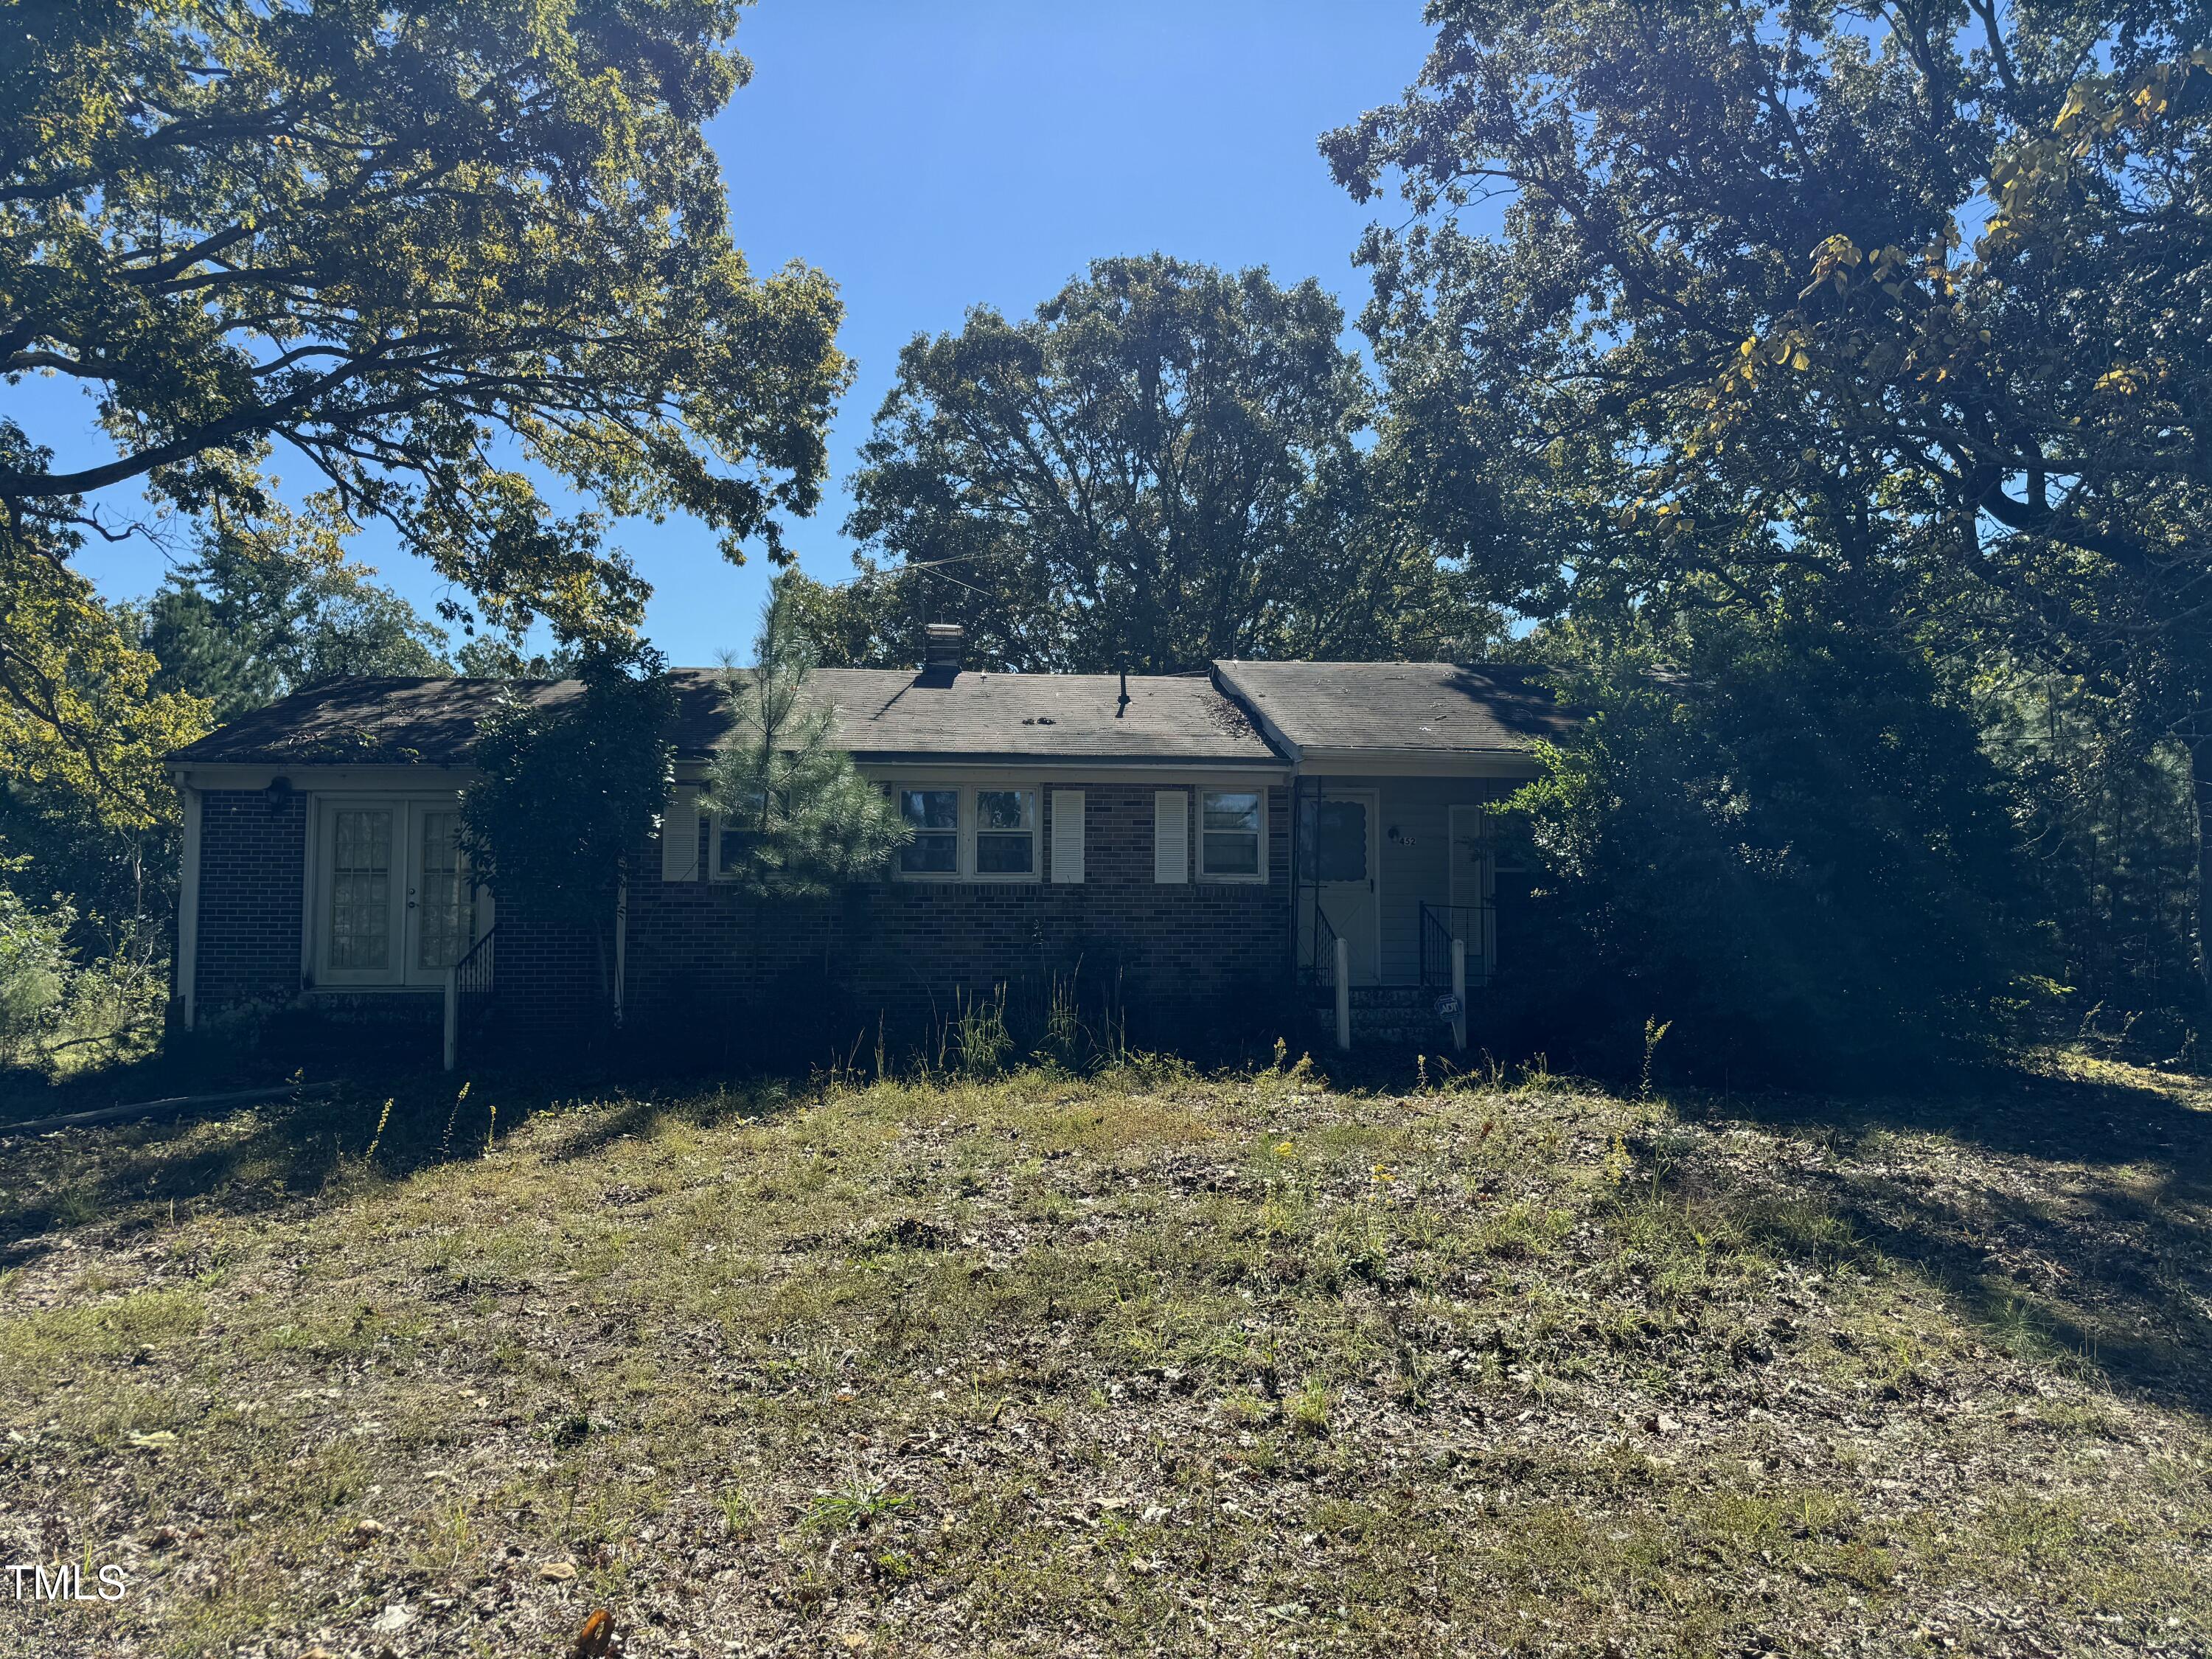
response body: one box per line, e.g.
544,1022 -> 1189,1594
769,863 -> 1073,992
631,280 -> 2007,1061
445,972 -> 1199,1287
1293,774 -> 1517,1043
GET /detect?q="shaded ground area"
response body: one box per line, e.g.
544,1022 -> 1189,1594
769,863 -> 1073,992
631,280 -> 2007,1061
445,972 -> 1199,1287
0,1051 -> 2207,1656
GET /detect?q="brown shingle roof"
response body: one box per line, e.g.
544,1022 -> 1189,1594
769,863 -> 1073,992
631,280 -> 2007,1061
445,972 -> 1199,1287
1211,661 -> 1571,756
170,668 -> 1283,768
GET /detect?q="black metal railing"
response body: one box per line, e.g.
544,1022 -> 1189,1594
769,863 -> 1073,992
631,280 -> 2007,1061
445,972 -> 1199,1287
442,924 -> 497,1070
1310,906 -> 1339,991
1419,902 -> 1489,989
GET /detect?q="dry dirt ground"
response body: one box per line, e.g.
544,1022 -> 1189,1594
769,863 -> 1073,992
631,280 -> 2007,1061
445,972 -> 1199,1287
0,1050 -> 2207,1658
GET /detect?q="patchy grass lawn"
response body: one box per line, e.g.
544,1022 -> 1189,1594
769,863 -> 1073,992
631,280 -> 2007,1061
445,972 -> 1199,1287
1,1050 -> 2208,1658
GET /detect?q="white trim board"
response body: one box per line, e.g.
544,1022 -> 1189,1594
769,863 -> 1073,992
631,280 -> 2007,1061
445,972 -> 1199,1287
176,787 -> 202,1030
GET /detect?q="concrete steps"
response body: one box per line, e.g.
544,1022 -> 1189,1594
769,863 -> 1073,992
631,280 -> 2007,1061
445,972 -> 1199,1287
1307,985 -> 1460,1047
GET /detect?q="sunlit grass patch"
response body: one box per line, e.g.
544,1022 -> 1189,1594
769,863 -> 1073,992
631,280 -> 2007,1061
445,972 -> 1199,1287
1,1057 -> 2208,1655
0,1287 -> 202,1370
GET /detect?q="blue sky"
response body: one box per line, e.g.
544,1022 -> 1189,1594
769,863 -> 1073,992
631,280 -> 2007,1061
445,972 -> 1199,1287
18,0 -> 1445,667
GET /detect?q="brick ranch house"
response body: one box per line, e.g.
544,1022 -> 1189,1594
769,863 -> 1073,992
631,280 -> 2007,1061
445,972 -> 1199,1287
165,633 -> 1571,1060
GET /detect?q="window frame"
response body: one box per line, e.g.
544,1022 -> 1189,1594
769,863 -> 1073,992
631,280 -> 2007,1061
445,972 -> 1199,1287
707,804 -> 762,883
1197,787 -> 1269,883
892,786 -> 964,882
886,784 -> 1043,884
970,786 -> 1041,882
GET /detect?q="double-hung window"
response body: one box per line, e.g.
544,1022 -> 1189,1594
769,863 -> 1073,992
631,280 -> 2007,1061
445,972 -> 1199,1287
1199,790 -> 1266,880
973,790 -> 1037,876
709,793 -> 767,883
897,789 -> 960,876
892,786 -> 1040,881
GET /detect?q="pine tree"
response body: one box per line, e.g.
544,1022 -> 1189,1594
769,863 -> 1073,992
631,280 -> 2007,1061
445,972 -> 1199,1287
703,582 -> 909,899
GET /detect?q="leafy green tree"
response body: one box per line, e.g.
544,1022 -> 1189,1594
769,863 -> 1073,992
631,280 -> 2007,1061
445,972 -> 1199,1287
1,484 -> 448,984
1327,1 -> 2212,1011
145,494 -> 450,724
1964,664 -> 2199,1022
702,580 -> 909,899
1504,613 -> 2028,1082
0,434 -> 206,828
453,638 -> 585,682
459,645 -> 675,1006
805,254 -> 1491,673
2,0 -> 849,810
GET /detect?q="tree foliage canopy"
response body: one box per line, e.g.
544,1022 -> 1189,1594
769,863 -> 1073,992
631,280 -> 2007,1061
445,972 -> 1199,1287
459,644 -> 675,933
0,445 -> 205,828
1329,1 -> 2208,636
145,492 -> 449,726
793,254 -> 1495,673
1506,611 -> 2028,1081
2,0 -> 849,631
1,0 -> 847,822
1329,0 -> 2212,1009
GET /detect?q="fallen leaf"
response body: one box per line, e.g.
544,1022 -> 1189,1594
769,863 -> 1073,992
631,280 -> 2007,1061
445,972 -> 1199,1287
539,1561 -> 578,1582
571,1607 -> 616,1658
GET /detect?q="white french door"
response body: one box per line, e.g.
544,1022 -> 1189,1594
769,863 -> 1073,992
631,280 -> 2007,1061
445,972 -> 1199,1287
408,804 -> 475,979
314,799 -> 482,987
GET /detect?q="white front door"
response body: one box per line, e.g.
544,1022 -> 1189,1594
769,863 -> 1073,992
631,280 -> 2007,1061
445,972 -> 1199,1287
1447,804 -> 1498,978
1313,790 -> 1381,985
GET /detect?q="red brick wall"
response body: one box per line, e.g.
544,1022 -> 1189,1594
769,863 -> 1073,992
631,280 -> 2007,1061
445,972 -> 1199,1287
194,788 -> 308,1011
622,783 -> 1293,1052
188,780 -> 1294,1051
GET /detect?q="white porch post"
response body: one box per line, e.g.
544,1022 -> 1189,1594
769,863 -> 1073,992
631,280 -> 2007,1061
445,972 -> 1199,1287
176,786 -> 202,1032
1450,936 -> 1467,1054
1334,936 -> 1351,1052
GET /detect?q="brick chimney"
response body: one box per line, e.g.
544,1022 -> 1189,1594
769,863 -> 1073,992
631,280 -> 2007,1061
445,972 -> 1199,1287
921,622 -> 965,677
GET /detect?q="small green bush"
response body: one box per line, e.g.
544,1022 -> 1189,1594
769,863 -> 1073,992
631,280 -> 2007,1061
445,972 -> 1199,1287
0,883 -> 74,1061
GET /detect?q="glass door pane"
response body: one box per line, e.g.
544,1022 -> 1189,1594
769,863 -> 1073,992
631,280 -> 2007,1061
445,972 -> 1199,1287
329,808 -> 394,970
1315,800 -> 1368,882
414,808 -> 472,971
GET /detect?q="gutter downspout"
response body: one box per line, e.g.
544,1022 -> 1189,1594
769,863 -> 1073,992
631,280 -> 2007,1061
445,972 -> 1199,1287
613,872 -> 628,1029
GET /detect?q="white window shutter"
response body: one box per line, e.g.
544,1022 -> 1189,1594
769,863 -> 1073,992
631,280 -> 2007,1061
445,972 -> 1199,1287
660,786 -> 701,883
1051,790 -> 1085,884
1153,790 -> 1188,884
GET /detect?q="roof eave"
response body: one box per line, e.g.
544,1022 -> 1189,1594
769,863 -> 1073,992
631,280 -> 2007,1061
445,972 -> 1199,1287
1290,747 -> 1545,778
